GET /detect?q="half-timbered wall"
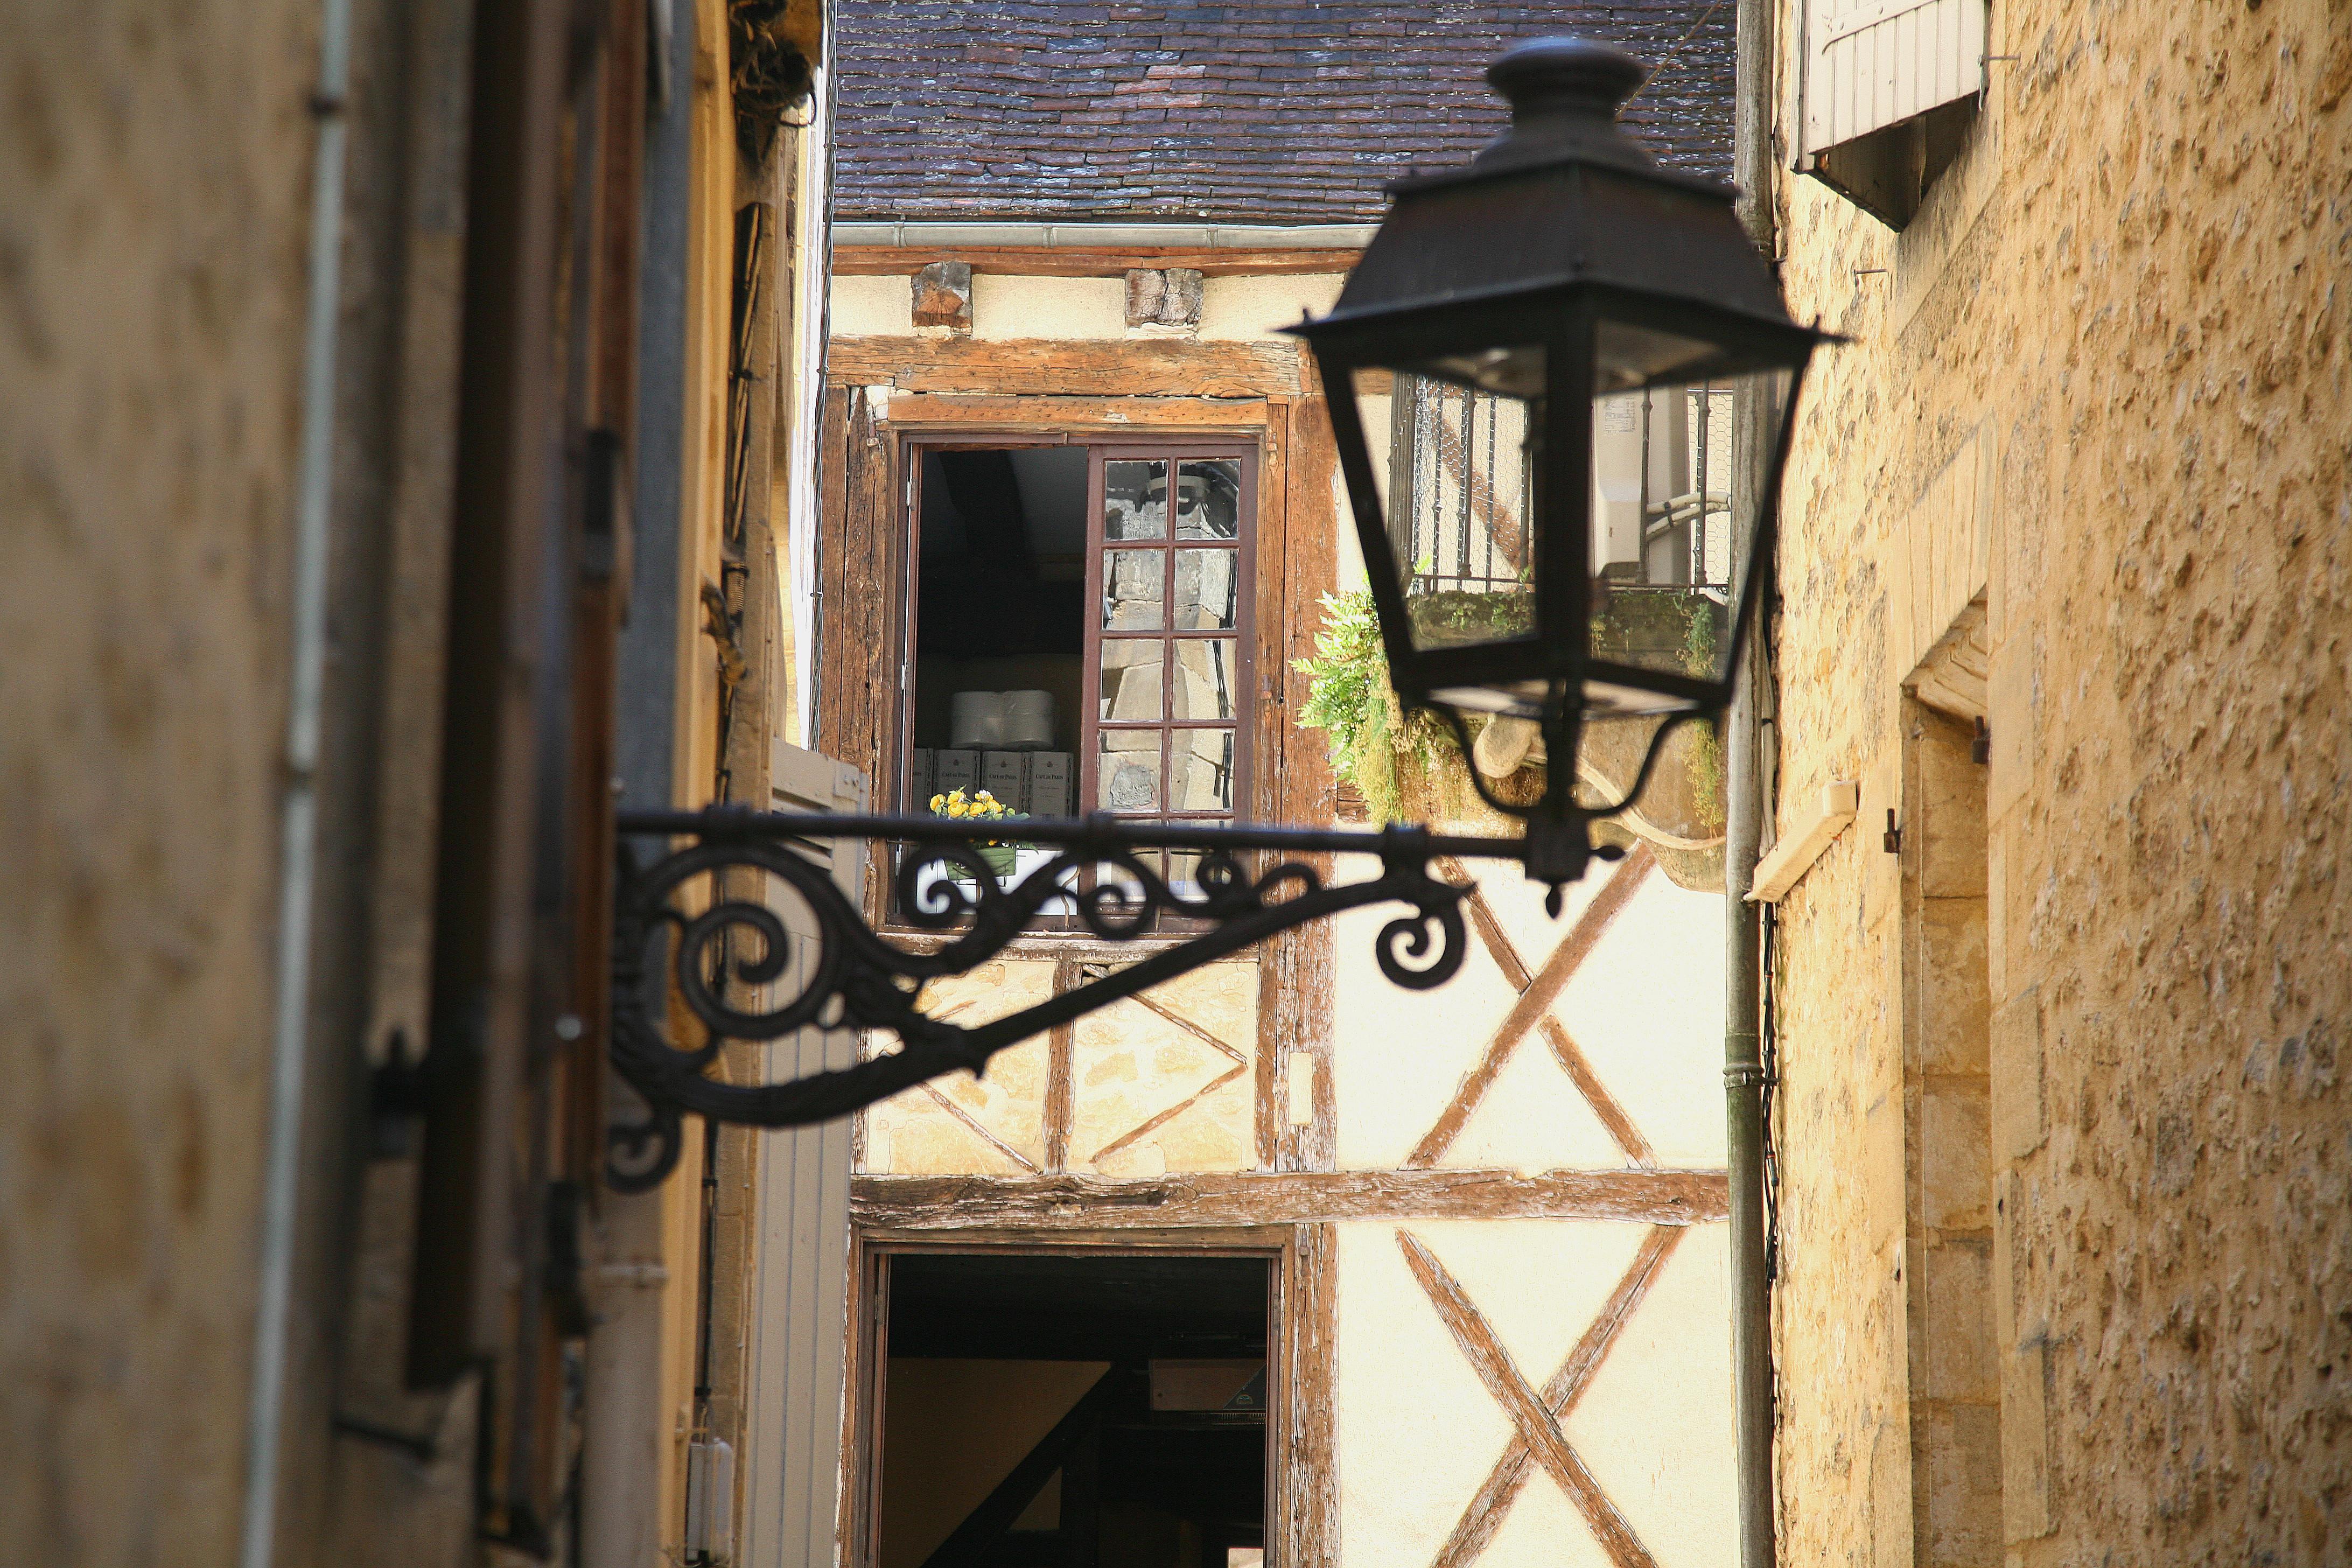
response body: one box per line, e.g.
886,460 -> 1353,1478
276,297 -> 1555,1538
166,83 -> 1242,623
820,262 -> 1738,1568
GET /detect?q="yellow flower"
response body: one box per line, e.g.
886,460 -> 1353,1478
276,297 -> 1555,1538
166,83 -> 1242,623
929,793 -> 944,811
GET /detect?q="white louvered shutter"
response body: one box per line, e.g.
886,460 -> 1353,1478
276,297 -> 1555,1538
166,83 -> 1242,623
1798,0 -> 1987,157
739,738 -> 867,1568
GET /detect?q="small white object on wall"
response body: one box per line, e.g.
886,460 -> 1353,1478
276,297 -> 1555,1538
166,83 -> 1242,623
1286,1052 -> 1316,1126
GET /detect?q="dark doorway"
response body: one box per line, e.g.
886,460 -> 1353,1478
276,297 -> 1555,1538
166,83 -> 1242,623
872,1250 -> 1273,1568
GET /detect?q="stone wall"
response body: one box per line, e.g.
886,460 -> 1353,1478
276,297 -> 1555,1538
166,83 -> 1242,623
0,1 -> 321,1556
1763,1 -> 2352,1562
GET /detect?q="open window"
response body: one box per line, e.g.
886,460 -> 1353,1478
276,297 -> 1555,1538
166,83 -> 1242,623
902,439 -> 1255,904
863,1249 -> 1275,1568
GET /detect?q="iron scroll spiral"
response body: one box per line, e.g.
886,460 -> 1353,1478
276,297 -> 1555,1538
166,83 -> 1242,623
606,821 -> 1474,1191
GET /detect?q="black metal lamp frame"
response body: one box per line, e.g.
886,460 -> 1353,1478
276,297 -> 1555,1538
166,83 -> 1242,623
1303,298 -> 1815,893
1281,37 -> 1830,891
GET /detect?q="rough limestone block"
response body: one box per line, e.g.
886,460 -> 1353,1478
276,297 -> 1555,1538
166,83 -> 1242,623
910,260 -> 972,332
1919,1237 -> 1999,1403
1124,267 -> 1203,328
1917,1401 -> 2005,1566
1988,983 -> 2045,1163
2000,1339 -> 2055,1542
1919,898 -> 1990,1076
1921,1087 -> 1993,1233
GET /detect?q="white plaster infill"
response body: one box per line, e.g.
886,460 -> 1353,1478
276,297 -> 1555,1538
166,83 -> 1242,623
835,220 -> 1378,250
1747,780 -> 1860,904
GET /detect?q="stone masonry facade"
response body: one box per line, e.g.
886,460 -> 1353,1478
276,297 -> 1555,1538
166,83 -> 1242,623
3,0 -> 321,1556
1763,2 -> 2352,1564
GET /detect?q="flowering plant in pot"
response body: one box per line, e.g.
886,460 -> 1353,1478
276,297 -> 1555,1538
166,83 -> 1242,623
929,788 -> 1025,879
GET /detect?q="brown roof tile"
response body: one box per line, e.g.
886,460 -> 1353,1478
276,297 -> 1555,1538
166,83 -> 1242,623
834,1 -> 1737,225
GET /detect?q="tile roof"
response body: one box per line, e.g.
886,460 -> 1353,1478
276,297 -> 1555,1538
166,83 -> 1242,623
832,2 -> 1738,225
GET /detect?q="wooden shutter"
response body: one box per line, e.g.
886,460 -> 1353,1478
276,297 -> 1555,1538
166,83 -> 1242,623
737,739 -> 869,1568
1798,0 -> 1986,157
408,0 -> 577,1391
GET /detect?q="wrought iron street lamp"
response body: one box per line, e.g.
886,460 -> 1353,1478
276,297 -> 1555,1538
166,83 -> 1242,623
606,37 -> 1823,1187
1286,36 -> 1825,895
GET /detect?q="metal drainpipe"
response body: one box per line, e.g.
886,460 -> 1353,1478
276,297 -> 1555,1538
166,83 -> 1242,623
801,31 -> 838,749
1723,487 -> 1775,1568
241,0 -> 355,1562
1726,0 -> 1780,1563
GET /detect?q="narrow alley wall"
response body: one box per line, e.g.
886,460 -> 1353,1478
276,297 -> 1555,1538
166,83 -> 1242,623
1763,2 -> 2352,1562
1,1 -> 328,1557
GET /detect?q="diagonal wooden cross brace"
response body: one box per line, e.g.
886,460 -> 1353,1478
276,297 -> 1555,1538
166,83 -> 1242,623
1410,844 -> 1657,1170
1397,1229 -> 1663,1568
1424,1226 -> 1683,1568
1079,986 -> 1252,1170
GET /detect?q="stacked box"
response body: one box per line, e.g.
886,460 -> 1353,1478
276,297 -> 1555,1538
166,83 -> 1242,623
918,749 -> 1076,815
1028,751 -> 1074,818
933,748 -> 981,797
980,751 -> 1025,808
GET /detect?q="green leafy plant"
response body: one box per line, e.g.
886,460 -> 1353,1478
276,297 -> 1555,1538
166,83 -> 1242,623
1679,604 -> 1725,830
1293,585 -> 1728,834
1292,589 -> 1405,820
1292,588 -> 1511,825
1405,586 -> 1536,648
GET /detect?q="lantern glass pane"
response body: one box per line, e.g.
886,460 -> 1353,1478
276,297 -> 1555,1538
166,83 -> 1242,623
1356,345 -> 1545,655
1586,327 -> 1791,708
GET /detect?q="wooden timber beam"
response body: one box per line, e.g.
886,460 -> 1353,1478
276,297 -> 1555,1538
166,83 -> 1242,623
828,335 -> 1304,400
851,1169 -> 1729,1231
832,244 -> 1360,279
873,394 -> 1279,431
1398,1233 -> 1659,1568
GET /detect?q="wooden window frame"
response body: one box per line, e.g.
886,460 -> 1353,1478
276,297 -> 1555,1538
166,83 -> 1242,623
1080,441 -> 1258,836
841,1230 -> 1305,1568
888,430 -> 1262,930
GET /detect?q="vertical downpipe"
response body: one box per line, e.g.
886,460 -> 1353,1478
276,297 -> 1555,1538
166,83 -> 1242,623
242,0 -> 355,1563
1726,0 -> 1780,1564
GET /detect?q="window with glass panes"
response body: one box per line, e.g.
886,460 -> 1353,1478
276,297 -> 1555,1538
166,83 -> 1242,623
1083,445 -> 1254,891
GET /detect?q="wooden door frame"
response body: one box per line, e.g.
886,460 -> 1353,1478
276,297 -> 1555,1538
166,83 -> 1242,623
838,1224 -> 1332,1568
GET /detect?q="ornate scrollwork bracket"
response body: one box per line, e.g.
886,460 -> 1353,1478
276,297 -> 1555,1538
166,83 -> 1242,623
605,809 -> 1536,1191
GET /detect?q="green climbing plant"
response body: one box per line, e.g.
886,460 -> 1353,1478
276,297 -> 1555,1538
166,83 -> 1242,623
1292,587 -> 1499,825
1292,587 -> 1404,821
1681,604 -> 1725,832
